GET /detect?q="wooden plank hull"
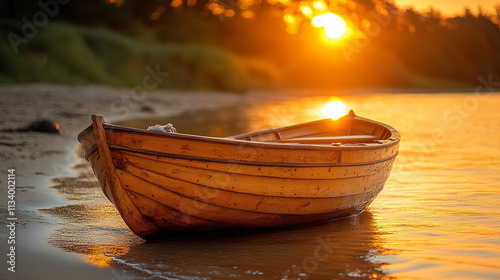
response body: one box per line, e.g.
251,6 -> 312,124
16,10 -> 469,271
78,113 -> 400,239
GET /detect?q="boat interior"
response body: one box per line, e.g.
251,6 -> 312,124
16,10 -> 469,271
229,113 -> 393,145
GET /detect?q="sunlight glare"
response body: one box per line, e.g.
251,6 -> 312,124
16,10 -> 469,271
312,13 -> 347,39
322,100 -> 346,120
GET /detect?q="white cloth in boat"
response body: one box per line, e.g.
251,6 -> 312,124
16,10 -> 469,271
147,123 -> 177,133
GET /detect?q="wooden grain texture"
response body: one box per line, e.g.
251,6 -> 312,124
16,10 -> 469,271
78,113 -> 400,239
112,152 -> 391,198
110,149 -> 395,179
90,115 -> 159,237
116,166 -> 384,214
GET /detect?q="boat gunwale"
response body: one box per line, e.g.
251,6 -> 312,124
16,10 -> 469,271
78,115 -> 400,164
94,117 -> 400,151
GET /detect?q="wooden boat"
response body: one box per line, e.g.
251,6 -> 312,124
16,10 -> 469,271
77,111 -> 400,239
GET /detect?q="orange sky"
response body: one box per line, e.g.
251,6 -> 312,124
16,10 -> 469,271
395,0 -> 498,16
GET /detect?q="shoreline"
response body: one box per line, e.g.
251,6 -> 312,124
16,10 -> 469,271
0,83 -> 288,279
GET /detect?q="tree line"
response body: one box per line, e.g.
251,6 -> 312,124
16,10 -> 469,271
1,0 -> 499,90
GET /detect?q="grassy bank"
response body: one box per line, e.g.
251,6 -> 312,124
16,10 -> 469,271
0,20 -> 280,92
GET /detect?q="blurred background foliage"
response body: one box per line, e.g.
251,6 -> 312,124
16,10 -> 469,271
1,0 -> 500,91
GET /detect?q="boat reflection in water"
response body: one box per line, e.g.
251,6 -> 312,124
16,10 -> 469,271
110,212 -> 389,279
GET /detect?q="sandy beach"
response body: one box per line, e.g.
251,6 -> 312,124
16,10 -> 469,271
0,84 -> 283,279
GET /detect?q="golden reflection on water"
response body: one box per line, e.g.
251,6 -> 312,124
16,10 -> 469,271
67,243 -> 131,267
42,201 -> 137,267
49,93 -> 500,279
348,93 -> 500,279
42,164 -> 141,268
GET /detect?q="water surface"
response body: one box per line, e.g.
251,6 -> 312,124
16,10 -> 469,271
48,92 -> 500,279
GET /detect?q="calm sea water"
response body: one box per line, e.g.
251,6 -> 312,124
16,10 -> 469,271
50,92 -> 500,280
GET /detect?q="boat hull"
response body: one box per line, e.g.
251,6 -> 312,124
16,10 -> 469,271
78,115 -> 399,239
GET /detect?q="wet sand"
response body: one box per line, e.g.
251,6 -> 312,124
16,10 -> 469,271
0,84 -> 288,279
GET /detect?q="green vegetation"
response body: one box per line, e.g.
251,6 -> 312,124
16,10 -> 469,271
1,0 -> 500,91
0,18 -> 280,91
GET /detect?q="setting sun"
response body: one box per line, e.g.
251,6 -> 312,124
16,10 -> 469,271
322,100 -> 346,120
312,13 -> 347,39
